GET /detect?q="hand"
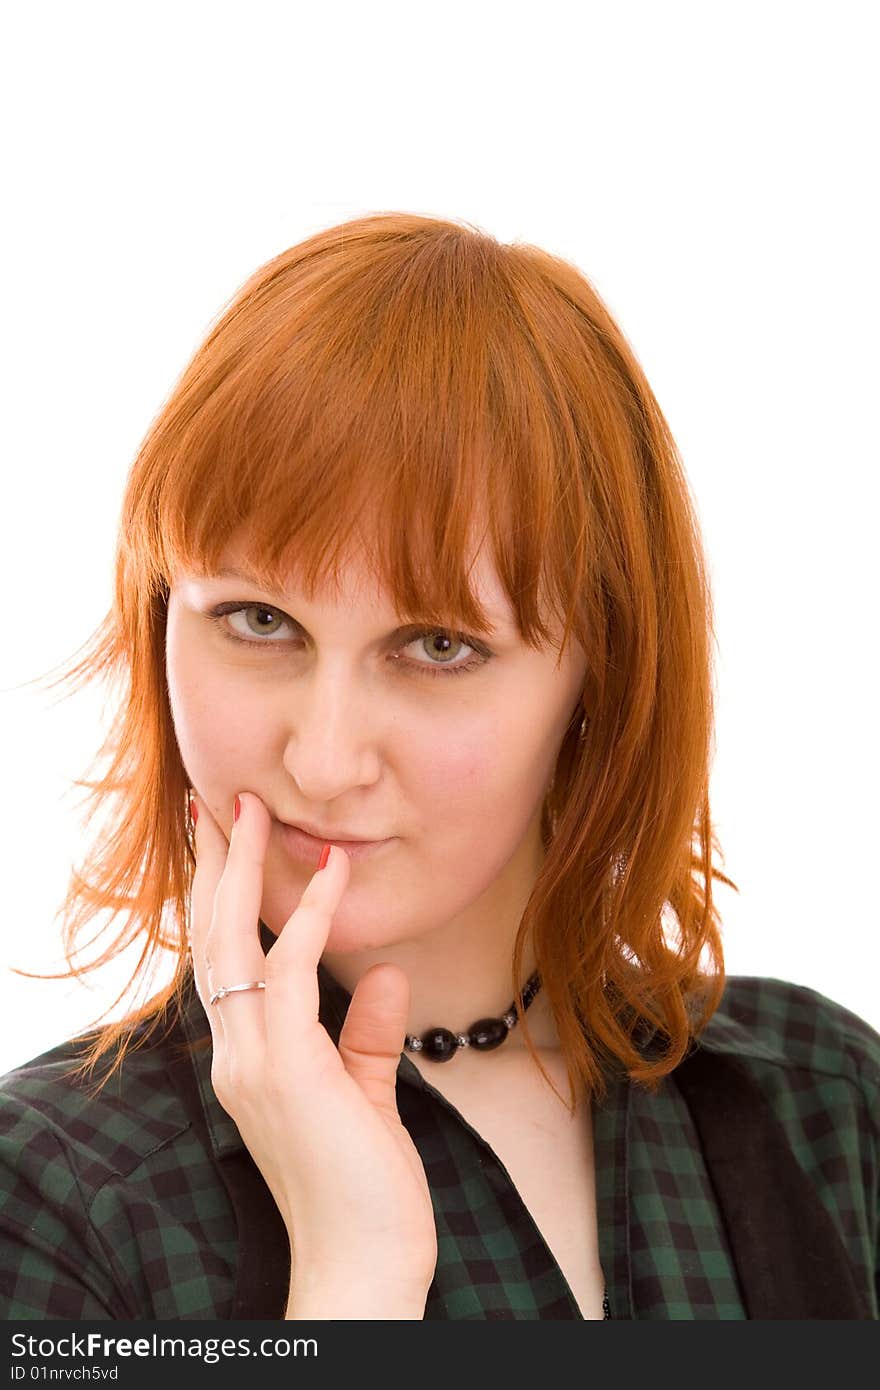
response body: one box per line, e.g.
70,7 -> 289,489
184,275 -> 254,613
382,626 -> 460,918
188,790 -> 438,1297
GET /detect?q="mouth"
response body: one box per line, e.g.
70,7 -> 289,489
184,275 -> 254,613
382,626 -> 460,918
277,822 -> 395,864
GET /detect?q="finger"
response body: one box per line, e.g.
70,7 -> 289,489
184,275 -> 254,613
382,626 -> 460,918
200,791 -> 271,1058
262,840 -> 351,1056
338,963 -> 410,1117
189,795 -> 231,1043
202,795 -> 269,1050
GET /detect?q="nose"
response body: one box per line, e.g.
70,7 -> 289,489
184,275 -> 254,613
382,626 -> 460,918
280,684 -> 383,800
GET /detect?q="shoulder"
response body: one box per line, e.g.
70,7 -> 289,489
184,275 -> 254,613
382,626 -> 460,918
0,1024 -> 192,1188
693,974 -> 880,1147
699,974 -> 880,1085
0,1009 -> 232,1319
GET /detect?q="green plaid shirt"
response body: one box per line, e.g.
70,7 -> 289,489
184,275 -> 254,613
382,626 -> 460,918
1,960 -> 877,1320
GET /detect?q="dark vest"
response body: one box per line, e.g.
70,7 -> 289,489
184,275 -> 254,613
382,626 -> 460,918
164,1024 -> 872,1320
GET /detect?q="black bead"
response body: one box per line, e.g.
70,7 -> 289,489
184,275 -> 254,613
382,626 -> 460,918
521,973 -> 541,1008
420,1026 -> 459,1062
469,1016 -> 509,1051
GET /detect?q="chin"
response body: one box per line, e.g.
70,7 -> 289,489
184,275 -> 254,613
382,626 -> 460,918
256,874 -> 399,955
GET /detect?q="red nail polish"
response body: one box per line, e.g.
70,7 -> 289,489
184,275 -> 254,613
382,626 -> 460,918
317,842 -> 331,871
233,794 -> 241,823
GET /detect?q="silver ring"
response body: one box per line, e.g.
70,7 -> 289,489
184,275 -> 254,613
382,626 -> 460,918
209,980 -> 266,1006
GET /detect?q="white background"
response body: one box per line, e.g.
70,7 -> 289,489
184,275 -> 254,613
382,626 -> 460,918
1,1 -> 877,1075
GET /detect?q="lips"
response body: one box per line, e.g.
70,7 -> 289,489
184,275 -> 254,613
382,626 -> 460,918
289,822 -> 380,843
278,822 -> 394,864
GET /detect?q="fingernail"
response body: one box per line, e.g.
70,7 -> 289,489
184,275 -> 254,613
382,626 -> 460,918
233,794 -> 242,823
190,797 -> 199,826
317,842 -> 331,871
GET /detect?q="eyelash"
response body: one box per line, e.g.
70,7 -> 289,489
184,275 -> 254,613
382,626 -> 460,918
204,602 -> 491,679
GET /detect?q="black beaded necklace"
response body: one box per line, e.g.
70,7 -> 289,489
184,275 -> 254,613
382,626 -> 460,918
403,970 -> 543,1062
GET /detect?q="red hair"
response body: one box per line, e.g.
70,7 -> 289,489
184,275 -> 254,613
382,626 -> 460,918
24,211 -> 736,1107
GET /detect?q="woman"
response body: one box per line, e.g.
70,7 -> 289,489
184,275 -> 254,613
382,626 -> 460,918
1,213 -> 877,1320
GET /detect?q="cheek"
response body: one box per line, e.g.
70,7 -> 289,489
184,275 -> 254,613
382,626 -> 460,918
166,643 -> 272,785
401,720 -> 550,872
402,721 -> 517,819
418,717 -> 553,800
410,729 -> 485,800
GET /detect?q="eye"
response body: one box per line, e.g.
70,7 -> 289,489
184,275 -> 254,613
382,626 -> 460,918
204,602 -> 492,679
396,630 -> 487,679
218,603 -> 290,641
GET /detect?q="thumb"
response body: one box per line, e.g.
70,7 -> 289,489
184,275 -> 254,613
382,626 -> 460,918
337,963 -> 410,1117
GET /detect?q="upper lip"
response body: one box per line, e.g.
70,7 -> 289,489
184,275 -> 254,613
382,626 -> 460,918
282,819 -> 386,843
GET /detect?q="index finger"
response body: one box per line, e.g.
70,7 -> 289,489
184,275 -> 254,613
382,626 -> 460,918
261,835 -> 351,1055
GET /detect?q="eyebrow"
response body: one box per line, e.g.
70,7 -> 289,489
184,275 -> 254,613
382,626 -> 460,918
200,566 -> 508,637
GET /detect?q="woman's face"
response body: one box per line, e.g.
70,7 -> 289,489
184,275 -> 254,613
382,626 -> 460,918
165,537 -> 588,957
